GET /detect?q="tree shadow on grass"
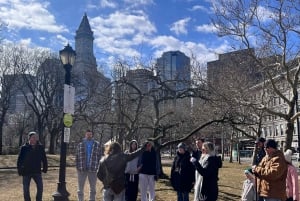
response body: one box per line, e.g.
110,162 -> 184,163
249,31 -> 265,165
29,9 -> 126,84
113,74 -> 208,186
219,191 -> 241,201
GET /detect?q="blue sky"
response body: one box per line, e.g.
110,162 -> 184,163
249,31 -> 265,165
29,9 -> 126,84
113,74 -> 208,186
0,0 -> 231,76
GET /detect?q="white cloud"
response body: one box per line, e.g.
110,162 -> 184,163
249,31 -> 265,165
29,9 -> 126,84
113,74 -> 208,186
56,35 -> 69,46
90,11 -> 156,58
256,6 -> 276,22
123,0 -> 154,7
0,0 -> 68,33
149,35 -> 230,65
195,23 -> 217,33
170,18 -> 191,35
100,0 -> 117,8
190,5 -> 210,13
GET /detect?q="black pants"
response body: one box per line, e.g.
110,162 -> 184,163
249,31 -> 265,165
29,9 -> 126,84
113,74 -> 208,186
125,173 -> 139,201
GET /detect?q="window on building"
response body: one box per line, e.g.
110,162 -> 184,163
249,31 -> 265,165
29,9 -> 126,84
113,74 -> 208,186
280,124 -> 284,136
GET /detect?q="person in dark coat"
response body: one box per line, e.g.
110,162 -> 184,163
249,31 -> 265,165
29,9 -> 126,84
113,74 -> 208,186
138,142 -> 159,201
171,142 -> 195,201
97,141 -> 147,201
17,131 -> 48,201
253,137 -> 266,166
190,141 -> 222,201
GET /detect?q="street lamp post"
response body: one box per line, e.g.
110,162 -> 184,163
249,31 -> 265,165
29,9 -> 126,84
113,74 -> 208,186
53,44 -> 76,201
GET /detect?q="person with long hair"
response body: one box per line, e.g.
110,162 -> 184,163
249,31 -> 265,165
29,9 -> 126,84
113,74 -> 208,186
97,141 -> 147,201
190,141 -> 222,201
124,140 -> 140,201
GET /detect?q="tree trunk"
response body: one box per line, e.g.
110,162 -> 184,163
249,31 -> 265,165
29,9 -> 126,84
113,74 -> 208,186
285,121 -> 294,150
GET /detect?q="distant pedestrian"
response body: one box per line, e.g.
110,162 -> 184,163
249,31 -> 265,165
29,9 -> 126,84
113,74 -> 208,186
190,141 -> 222,201
253,137 -> 266,166
241,168 -> 256,201
253,139 -> 287,201
252,137 -> 266,201
124,140 -> 140,201
284,149 -> 299,201
138,142 -> 159,201
170,142 -> 195,201
192,138 -> 204,161
76,130 -> 102,201
17,131 -> 48,201
97,141 -> 147,201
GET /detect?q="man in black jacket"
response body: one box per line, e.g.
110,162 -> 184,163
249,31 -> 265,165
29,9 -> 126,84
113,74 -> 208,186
17,131 -> 48,201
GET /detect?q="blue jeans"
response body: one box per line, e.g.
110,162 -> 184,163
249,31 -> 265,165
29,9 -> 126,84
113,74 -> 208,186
177,191 -> 189,201
103,188 -> 125,201
23,173 -> 43,201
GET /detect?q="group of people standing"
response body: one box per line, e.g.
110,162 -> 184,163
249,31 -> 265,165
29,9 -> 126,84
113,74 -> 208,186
170,138 -> 222,201
16,130 -> 222,201
241,137 -> 299,201
77,130 -> 159,201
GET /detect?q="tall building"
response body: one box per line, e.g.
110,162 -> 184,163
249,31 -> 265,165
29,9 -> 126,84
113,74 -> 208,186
126,69 -> 155,94
74,13 -> 97,74
156,51 -> 191,91
73,13 -> 111,100
207,48 -> 261,89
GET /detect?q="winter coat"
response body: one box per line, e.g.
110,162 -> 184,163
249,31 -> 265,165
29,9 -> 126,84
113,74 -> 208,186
170,151 -> 195,192
138,147 -> 159,176
253,148 -> 266,166
97,147 -> 144,194
192,154 -> 222,201
17,143 -> 48,176
254,150 -> 287,201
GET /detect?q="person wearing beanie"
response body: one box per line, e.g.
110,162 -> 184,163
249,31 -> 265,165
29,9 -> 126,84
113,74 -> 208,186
241,168 -> 257,201
253,139 -> 287,201
170,142 -> 195,201
17,131 -> 48,201
284,149 -> 299,201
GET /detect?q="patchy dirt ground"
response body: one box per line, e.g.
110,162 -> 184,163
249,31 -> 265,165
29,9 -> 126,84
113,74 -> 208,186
0,155 -> 249,201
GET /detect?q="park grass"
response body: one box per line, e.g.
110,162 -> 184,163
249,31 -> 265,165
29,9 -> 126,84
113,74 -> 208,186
0,155 -> 249,201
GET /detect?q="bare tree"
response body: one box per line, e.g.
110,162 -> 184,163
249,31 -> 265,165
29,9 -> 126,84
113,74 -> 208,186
211,0 -> 300,149
0,44 -> 25,154
16,48 -> 64,148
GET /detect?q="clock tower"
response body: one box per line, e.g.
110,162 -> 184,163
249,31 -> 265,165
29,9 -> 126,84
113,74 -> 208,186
74,13 -> 97,73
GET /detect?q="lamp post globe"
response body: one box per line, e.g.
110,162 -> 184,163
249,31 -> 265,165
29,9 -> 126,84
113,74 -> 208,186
52,44 -> 75,201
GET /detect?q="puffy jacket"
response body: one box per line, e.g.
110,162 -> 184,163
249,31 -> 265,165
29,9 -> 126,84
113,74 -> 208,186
255,150 -> 287,201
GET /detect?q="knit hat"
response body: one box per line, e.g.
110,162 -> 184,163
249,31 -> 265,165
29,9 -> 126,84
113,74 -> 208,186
28,131 -> 37,140
284,149 -> 293,163
265,139 -> 277,149
177,142 -> 186,150
244,168 -> 253,176
255,137 -> 266,144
